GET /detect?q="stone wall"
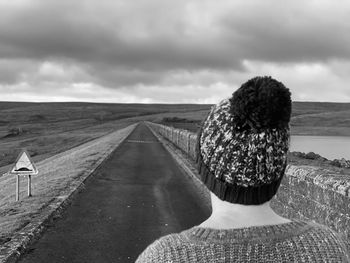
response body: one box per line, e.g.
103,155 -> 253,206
147,122 -> 350,247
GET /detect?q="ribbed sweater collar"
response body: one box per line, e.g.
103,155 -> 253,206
183,220 -> 311,243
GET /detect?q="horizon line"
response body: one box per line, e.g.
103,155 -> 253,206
0,100 -> 350,105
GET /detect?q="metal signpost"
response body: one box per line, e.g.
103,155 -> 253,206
9,149 -> 38,201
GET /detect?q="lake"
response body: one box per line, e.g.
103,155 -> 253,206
290,136 -> 350,160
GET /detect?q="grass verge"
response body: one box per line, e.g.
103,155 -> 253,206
0,123 -> 136,262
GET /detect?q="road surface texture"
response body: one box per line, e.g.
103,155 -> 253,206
19,122 -> 210,263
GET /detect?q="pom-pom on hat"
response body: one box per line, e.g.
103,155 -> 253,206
196,76 -> 292,205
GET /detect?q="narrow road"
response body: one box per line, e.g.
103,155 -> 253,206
19,123 -> 210,263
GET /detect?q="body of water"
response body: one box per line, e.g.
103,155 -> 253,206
290,136 -> 350,160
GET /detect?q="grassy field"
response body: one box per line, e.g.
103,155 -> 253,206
0,102 -> 209,173
0,101 -> 349,173
158,102 -> 350,136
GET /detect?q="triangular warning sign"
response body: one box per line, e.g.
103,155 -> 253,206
9,150 -> 38,175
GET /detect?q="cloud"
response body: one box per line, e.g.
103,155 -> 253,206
220,0 -> 350,63
0,0 -> 349,102
0,0 -> 239,71
242,59 -> 350,102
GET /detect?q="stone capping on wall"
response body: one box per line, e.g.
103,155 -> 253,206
147,121 -> 350,246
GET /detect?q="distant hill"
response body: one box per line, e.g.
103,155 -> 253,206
292,101 -> 350,116
290,102 -> 350,136
0,101 -> 349,171
0,101 -> 211,170
150,101 -> 350,136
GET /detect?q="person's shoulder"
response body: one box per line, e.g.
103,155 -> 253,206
136,233 -> 188,263
306,221 -> 346,240
303,221 -> 349,260
304,221 -> 344,242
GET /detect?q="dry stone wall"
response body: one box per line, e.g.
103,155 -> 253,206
147,122 -> 350,247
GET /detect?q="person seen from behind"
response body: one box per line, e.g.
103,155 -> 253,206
136,76 -> 350,262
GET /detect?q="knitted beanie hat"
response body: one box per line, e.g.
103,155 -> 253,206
196,76 -> 292,205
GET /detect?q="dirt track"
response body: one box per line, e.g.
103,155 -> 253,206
19,122 -> 210,263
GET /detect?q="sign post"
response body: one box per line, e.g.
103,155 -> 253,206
28,174 -> 32,197
16,174 -> 20,201
9,149 -> 38,201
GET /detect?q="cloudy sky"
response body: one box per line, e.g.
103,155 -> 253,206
0,0 -> 349,103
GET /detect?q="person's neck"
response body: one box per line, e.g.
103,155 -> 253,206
199,193 -> 291,229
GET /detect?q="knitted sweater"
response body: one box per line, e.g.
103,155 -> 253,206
136,220 -> 349,262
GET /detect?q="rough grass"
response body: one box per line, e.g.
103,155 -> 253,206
0,124 -> 136,242
290,110 -> 350,136
0,100 -> 348,175
0,102 -> 210,170
156,102 -> 350,136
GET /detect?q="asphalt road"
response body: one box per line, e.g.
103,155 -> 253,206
19,122 -> 210,263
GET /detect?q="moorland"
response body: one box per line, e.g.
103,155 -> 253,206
0,100 -> 349,243
0,101 -> 350,174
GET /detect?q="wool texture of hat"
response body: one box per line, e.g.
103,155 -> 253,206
196,76 -> 292,205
